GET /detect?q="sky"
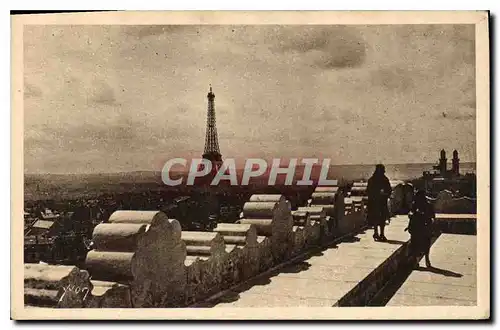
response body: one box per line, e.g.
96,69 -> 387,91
23,25 -> 476,174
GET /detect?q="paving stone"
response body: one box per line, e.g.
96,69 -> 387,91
211,216 -> 411,307
387,293 -> 477,306
387,233 -> 477,306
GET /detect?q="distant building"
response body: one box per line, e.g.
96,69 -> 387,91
430,149 -> 461,178
452,149 -> 460,175
418,149 -> 476,198
24,235 -> 54,263
26,219 -> 61,237
24,208 -> 95,265
40,208 -> 60,220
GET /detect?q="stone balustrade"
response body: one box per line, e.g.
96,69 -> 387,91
182,231 -> 226,303
24,188 -> 371,309
297,205 -> 328,242
86,210 -> 187,307
214,223 -> 260,284
341,197 -> 366,235
350,182 -> 369,208
290,210 -> 312,255
24,264 -> 93,308
239,194 -> 294,263
388,181 -> 405,216
351,180 -> 413,216
350,186 -> 367,196
86,280 -> 132,308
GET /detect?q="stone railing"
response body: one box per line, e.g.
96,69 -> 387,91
350,182 -> 368,199
351,180 -> 414,216
86,211 -> 187,307
24,187 -> 370,309
309,186 -> 344,234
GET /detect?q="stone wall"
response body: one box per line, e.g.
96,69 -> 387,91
24,188 -> 371,308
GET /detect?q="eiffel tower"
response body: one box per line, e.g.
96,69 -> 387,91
200,85 -> 223,216
202,85 -> 223,168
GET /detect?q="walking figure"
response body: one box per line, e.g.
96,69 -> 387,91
367,164 -> 392,242
406,189 -> 435,268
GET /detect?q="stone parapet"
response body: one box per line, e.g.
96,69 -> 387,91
24,186 -> 372,308
85,210 -> 187,307
24,264 -> 93,308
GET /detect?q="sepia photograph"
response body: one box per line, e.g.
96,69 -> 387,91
11,11 -> 490,320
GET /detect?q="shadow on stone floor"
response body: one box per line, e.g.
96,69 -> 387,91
215,291 -> 241,304
382,239 -> 406,245
196,228 -> 394,307
341,236 -> 361,243
415,265 -> 463,278
197,275 -> 273,307
310,250 -> 326,257
195,290 -> 241,307
281,261 -> 311,274
198,258 -> 316,306
239,274 -> 273,289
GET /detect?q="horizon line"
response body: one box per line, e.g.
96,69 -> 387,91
24,161 -> 477,176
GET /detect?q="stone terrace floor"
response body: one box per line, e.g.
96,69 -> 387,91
208,215 -> 411,307
387,233 -> 477,306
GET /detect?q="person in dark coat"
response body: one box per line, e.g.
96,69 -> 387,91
406,189 -> 435,267
366,164 -> 392,241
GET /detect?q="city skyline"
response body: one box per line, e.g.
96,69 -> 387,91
24,25 -> 476,174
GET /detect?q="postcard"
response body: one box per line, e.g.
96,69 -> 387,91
11,10 -> 490,320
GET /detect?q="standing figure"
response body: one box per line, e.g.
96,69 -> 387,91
407,189 -> 435,267
367,164 -> 392,241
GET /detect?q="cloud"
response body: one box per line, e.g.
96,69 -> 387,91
89,80 -> 117,105
370,66 -> 415,92
26,120 -> 149,155
23,24 -> 477,173
24,82 -> 42,98
271,26 -> 367,69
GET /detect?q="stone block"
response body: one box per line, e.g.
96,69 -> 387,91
24,264 -> 93,308
241,195 -> 294,263
311,192 -> 336,205
86,210 -> 187,307
314,186 -> 339,193
350,186 -> 367,196
87,280 -> 132,308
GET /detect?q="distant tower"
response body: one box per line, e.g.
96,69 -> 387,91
439,149 -> 447,176
202,85 -> 223,170
452,149 -> 460,176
